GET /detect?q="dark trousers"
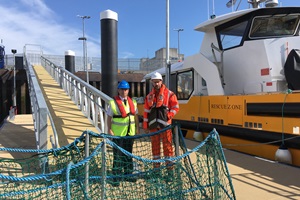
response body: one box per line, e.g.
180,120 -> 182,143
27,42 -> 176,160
112,137 -> 134,176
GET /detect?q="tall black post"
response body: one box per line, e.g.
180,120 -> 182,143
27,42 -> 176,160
100,9 -> 118,98
65,50 -> 75,73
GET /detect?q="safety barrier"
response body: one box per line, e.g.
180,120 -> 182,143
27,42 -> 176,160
23,45 -> 58,150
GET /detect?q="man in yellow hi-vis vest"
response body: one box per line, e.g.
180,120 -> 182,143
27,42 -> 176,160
107,80 -> 140,186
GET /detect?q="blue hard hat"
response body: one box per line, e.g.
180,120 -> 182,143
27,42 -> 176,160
118,80 -> 130,89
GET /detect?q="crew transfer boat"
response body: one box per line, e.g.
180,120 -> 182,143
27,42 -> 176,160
138,0 -> 300,167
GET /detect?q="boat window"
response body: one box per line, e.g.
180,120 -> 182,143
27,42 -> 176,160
202,78 -> 207,87
170,73 -> 177,93
145,79 -> 151,95
177,70 -> 193,100
249,14 -> 300,38
218,20 -> 248,50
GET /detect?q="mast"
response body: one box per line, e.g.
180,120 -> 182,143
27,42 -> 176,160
165,0 -> 170,88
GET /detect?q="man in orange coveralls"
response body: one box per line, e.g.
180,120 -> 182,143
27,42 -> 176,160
143,72 -> 179,171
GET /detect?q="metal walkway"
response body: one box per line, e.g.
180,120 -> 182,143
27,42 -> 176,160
0,61 -> 109,158
0,45 -> 112,155
32,65 -> 99,147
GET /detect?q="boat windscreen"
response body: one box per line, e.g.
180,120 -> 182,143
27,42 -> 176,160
218,20 -> 248,50
249,14 -> 300,38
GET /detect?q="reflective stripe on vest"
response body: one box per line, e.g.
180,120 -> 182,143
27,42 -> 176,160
147,88 -> 172,129
149,118 -> 169,128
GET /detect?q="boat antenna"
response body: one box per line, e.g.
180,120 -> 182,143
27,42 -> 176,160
235,0 -> 242,11
212,0 -> 215,16
207,0 -> 209,19
208,0 -> 216,19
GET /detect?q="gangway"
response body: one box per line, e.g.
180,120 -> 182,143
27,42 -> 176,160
22,44 -> 112,149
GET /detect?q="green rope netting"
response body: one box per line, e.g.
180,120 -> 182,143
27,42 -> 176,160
0,124 -> 236,200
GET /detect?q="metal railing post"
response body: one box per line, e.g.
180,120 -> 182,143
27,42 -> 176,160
174,125 -> 180,156
84,132 -> 90,196
101,139 -> 107,200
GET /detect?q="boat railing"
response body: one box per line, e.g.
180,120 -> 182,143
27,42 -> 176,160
40,56 -> 112,134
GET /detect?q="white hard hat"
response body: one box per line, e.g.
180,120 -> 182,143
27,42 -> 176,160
151,72 -> 163,80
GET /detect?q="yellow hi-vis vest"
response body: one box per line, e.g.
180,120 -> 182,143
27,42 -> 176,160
109,98 -> 137,136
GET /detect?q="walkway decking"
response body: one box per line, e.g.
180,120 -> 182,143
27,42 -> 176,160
226,150 -> 300,200
185,139 -> 300,200
0,114 -> 36,159
32,65 -> 99,147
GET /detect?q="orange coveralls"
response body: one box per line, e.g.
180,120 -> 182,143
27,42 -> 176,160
143,84 -> 179,168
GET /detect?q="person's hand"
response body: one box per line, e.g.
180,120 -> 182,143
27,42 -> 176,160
109,129 -> 114,135
167,112 -> 173,120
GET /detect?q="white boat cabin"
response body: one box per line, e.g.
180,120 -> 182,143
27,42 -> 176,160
143,7 -> 300,101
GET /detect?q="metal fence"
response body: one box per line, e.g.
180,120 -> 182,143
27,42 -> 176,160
3,53 -> 166,74
43,54 -> 150,73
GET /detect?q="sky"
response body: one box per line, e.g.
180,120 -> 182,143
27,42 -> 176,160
0,0 -> 299,59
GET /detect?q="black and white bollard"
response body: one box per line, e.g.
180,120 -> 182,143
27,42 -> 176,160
100,9 -> 118,98
65,50 -> 75,73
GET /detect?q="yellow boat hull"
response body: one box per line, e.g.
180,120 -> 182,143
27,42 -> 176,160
138,92 -> 300,166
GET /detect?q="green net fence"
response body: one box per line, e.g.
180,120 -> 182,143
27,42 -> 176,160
0,124 -> 235,199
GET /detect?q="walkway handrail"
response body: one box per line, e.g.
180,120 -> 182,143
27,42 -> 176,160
23,52 -> 59,149
41,56 -> 112,133
23,44 -> 59,149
